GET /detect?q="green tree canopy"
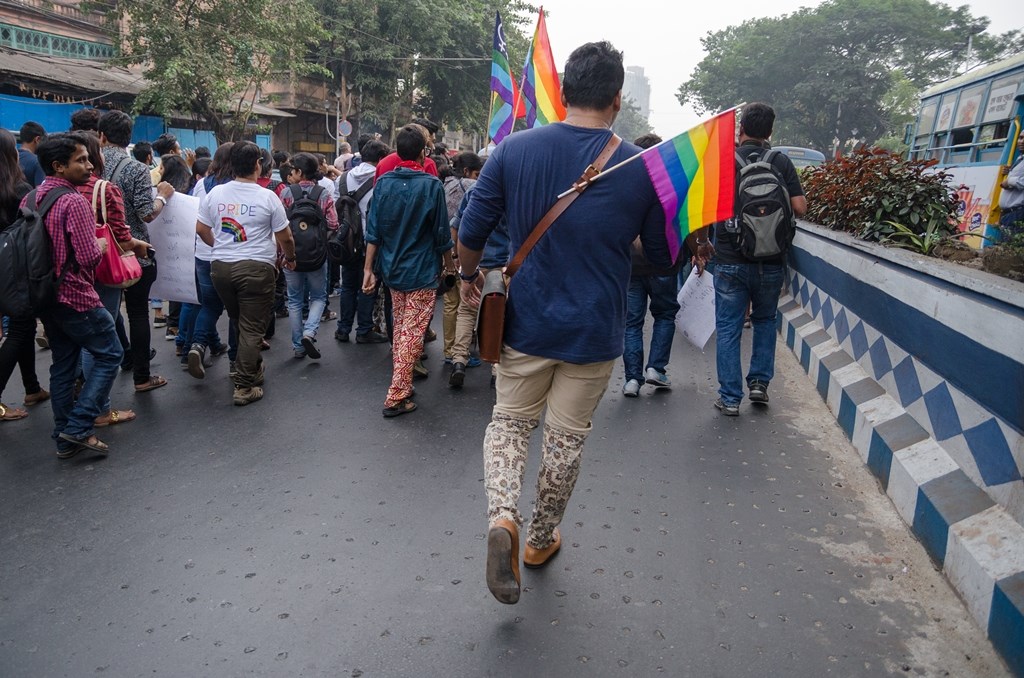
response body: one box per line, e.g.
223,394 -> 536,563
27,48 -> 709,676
677,0 -> 1024,151
109,0 -> 328,141
612,97 -> 653,143
310,0 -> 533,142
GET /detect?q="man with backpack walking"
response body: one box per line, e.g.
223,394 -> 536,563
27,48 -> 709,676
333,140 -> 389,344
278,152 -> 338,360
19,134 -> 121,457
712,102 -> 807,416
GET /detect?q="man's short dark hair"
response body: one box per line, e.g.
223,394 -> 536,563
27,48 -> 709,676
194,146 -> 211,159
360,140 -> 390,164
229,141 -> 262,178
740,103 -> 775,140
633,133 -> 662,150
411,117 -> 439,136
36,133 -> 81,176
272,150 -> 289,166
290,152 -> 319,180
192,156 -> 212,179
132,141 -> 152,163
396,125 -> 427,161
356,133 -> 374,153
19,121 -> 46,145
69,108 -> 101,132
98,110 -> 133,147
152,133 -> 178,156
562,41 -> 624,110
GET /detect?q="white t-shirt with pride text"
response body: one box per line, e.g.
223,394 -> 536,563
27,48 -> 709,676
198,180 -> 288,266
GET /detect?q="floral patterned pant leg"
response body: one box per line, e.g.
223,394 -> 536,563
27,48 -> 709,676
484,412 -> 539,526
526,424 -> 588,549
385,288 -> 435,408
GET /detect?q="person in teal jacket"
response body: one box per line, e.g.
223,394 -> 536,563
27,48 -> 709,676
362,124 -> 454,418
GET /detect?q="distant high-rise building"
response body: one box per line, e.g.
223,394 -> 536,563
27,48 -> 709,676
622,66 -> 651,120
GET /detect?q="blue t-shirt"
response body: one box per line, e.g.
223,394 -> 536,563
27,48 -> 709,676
18,148 -> 45,188
460,123 -> 670,363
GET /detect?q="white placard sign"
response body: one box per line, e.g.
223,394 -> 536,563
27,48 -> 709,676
674,268 -> 716,350
148,193 -> 199,304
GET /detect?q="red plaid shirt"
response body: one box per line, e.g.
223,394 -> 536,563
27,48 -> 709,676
21,177 -> 103,312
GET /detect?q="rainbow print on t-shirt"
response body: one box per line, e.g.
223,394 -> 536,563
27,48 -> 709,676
220,217 -> 248,243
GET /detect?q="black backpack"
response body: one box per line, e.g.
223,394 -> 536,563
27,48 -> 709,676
327,171 -> 373,266
726,148 -> 794,260
285,184 -> 329,272
0,186 -> 76,317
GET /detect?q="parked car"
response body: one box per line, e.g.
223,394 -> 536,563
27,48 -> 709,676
774,146 -> 826,168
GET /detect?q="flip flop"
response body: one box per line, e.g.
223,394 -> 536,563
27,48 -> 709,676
0,403 -> 28,421
94,409 -> 137,427
134,376 -> 168,392
57,433 -> 110,454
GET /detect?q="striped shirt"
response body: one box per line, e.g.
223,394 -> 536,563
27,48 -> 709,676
21,177 -> 103,312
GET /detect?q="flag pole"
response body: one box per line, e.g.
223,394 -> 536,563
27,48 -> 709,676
555,103 -> 746,199
513,7 -> 541,131
484,91 -> 495,149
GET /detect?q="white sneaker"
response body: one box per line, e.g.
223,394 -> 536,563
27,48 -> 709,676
645,367 -> 671,389
623,379 -> 641,397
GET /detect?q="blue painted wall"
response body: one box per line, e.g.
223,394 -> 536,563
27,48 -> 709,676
0,94 -> 216,148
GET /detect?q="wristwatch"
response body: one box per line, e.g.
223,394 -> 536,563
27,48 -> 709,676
154,196 -> 167,207
459,268 -> 480,282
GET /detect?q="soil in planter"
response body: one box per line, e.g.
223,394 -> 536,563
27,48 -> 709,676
981,245 -> 1024,281
933,241 -> 980,263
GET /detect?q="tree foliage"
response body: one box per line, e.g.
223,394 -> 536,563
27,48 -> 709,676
612,97 -> 653,143
677,0 -> 1024,151
109,0 -> 328,142
310,0 -> 534,142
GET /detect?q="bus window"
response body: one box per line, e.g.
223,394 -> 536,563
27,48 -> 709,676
982,75 -> 1022,123
954,84 -> 986,129
918,101 -> 938,135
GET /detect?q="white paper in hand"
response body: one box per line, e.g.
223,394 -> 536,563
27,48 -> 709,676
674,268 -> 716,350
148,193 -> 200,304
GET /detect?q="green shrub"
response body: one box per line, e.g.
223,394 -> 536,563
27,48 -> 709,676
802,148 -> 960,242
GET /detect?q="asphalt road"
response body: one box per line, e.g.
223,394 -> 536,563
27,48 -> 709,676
0,306 -> 1011,677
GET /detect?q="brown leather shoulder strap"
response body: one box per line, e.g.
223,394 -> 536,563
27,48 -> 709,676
505,133 -> 622,278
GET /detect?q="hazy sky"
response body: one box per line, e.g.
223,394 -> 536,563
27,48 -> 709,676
531,0 -> 1024,137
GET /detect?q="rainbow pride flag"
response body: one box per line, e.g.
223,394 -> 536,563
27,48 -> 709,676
642,110 -> 736,260
488,11 -> 524,145
519,8 -> 566,128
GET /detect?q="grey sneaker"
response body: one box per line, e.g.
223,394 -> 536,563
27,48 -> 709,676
645,367 -> 671,389
187,344 -> 206,379
714,398 -> 740,416
748,381 -> 769,405
623,379 -> 641,397
301,335 -> 321,360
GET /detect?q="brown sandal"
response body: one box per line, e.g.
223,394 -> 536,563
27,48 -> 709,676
134,376 -> 168,393
23,389 -> 50,406
94,409 -> 137,427
0,403 -> 28,421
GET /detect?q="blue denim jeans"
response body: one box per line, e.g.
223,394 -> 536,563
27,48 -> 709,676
714,262 -> 785,406
623,274 -> 680,383
337,260 -> 375,336
191,258 -> 233,357
285,261 -> 328,351
40,304 -> 122,450
81,283 -> 122,413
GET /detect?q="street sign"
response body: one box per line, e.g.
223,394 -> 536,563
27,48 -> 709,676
338,120 -> 353,137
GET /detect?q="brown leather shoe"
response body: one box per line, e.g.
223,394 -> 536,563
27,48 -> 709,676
523,528 -> 562,569
486,518 -> 521,604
